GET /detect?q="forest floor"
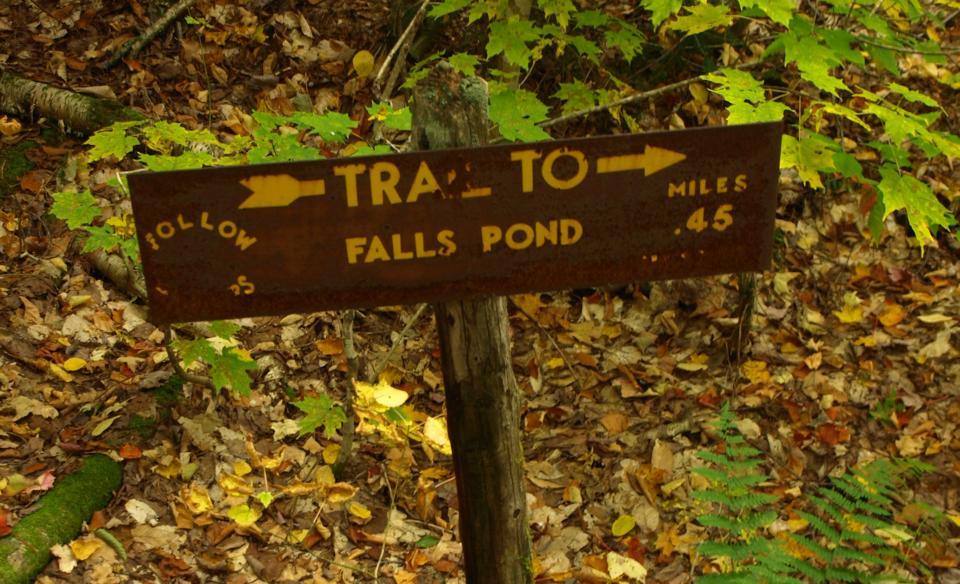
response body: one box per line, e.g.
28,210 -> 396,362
1,0 -> 959,583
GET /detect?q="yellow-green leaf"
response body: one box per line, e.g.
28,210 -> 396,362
611,514 -> 636,537
227,504 -> 261,527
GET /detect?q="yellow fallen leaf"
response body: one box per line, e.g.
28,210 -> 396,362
352,50 -> 375,77
676,352 -> 708,372
227,504 -> 261,528
62,357 -> 87,371
607,551 -> 647,581
47,362 -> 74,383
423,416 -> 452,455
833,292 -> 863,324
218,472 -> 253,496
69,536 -> 102,561
372,382 -> 408,408
348,501 -> 371,520
91,415 -> 119,437
0,115 -> 22,136
917,313 -> 953,324
322,442 -> 340,465
878,302 -> 907,327
183,484 -> 213,515
327,482 -> 357,503
689,82 -> 708,104
741,360 -> 770,384
67,295 -> 91,309
233,460 -> 252,476
611,514 -> 636,537
256,491 -> 275,508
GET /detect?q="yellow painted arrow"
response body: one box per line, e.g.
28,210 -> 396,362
595,145 -> 686,176
239,174 -> 326,209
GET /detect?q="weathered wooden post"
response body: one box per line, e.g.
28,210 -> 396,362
410,62 -> 534,583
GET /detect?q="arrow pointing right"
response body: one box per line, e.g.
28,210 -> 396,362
596,144 -> 686,176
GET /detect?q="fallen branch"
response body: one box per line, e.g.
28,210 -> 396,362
0,454 -> 122,584
332,309 -> 359,480
0,68 -> 143,134
374,0 -> 431,101
104,0 -> 199,68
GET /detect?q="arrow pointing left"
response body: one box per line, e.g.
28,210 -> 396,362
239,174 -> 326,209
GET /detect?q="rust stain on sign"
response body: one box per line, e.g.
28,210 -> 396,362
129,122 -> 782,324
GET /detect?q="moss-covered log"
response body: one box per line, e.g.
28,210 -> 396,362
0,68 -> 144,134
0,454 -> 123,584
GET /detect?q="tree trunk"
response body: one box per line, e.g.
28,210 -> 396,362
411,62 -> 534,584
0,454 -> 123,584
0,68 -> 144,134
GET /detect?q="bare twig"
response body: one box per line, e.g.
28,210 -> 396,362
373,464 -> 397,582
374,0 -> 431,101
538,76 -> 702,129
539,60 -> 766,130
163,325 -> 214,389
332,310 -> 358,480
104,0 -> 199,68
508,297 -> 585,393
370,303 -> 428,380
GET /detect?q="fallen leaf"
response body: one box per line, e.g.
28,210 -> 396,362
600,412 -> 630,433
352,50 -> 375,77
69,535 -> 102,560
607,551 -> 647,581
612,514 -> 636,537
878,302 -> 907,327
62,357 -> 87,371
227,504 -> 261,527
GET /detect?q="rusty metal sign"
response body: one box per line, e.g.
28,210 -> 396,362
128,121 -> 782,324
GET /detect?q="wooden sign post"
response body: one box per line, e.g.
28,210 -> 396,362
128,63 -> 782,582
411,63 -> 533,582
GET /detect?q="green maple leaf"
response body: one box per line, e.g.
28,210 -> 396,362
703,69 -> 787,124
138,151 -> 214,172
640,0 -> 683,27
553,81 -> 595,114
85,121 -> 144,162
877,165 -> 956,248
574,10 -> 609,27
537,0 -> 576,28
605,18 -> 645,62
174,338 -> 218,367
667,4 -> 733,36
209,320 -> 241,339
141,121 -> 219,152
448,52 -> 481,76
780,28 -> 848,96
292,395 -> 346,438
780,134 -> 838,189
429,0 -> 471,18
486,18 -> 543,69
209,347 -> 257,395
489,89 -> 551,143
51,190 -> 100,229
738,0 -> 794,26
81,225 -> 123,254
120,237 -> 140,263
290,111 -> 357,143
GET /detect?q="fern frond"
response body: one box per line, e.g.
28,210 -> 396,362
790,533 -> 832,561
830,546 -> 885,566
809,493 -> 847,526
798,510 -> 841,543
823,565 -> 862,582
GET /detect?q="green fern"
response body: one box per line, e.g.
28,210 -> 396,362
693,403 -> 795,582
693,404 -> 934,583
787,458 -> 933,583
